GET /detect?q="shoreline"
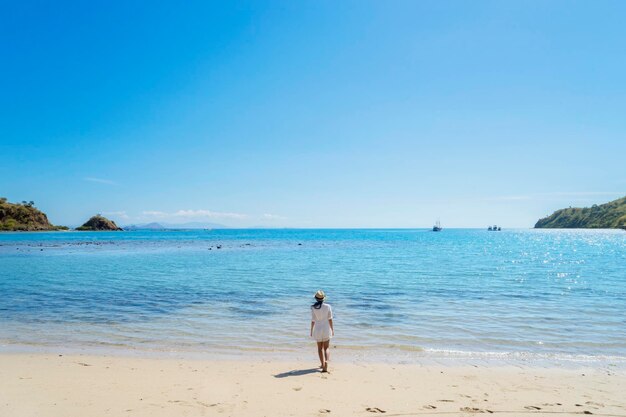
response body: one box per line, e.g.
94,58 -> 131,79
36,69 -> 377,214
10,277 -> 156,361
1,352 -> 625,417
2,343 -> 626,371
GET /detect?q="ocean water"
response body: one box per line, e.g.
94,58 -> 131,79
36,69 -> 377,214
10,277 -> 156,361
1,229 -> 625,364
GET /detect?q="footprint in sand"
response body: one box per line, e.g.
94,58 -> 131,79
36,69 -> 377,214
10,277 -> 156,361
197,401 -> 218,408
585,401 -> 604,408
293,387 -> 303,391
438,399 -> 455,402
524,406 -> 542,410
319,409 -> 331,414
423,405 -> 437,409
460,406 -> 489,413
366,407 -> 386,413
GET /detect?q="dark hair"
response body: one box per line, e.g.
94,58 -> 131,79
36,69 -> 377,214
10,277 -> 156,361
312,299 -> 324,309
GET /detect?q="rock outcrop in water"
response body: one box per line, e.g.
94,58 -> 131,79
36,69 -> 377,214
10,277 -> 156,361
535,196 -> 626,229
0,197 -> 68,231
76,215 -> 123,231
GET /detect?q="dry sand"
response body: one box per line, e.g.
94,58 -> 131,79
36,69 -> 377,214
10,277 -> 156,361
1,353 -> 625,417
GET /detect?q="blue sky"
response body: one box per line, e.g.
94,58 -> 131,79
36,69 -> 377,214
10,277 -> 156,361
1,1 -> 625,227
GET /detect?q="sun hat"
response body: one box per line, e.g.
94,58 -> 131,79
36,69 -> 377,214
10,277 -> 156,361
314,290 -> 326,300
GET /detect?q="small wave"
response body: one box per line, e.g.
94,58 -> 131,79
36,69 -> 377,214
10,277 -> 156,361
336,344 -> 424,352
422,348 -> 626,363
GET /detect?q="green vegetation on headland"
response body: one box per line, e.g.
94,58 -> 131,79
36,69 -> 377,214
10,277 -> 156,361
76,215 -> 122,231
1,198 -> 122,232
535,196 -> 626,229
0,197 -> 68,231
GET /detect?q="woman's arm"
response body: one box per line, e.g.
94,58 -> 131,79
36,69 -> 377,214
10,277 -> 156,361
329,318 -> 334,336
310,321 -> 314,337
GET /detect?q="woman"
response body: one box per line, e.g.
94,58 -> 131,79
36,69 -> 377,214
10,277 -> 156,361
310,290 -> 334,372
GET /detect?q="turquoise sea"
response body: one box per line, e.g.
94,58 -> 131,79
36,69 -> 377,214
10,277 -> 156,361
1,229 -> 625,364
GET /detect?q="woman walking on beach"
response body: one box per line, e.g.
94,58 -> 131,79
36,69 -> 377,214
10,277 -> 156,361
310,290 -> 334,372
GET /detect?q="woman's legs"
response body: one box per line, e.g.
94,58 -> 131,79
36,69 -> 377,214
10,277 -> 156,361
323,340 -> 330,362
322,340 -> 330,372
316,342 -> 325,368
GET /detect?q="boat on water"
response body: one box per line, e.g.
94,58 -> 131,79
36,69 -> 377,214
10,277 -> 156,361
488,225 -> 501,231
432,220 -> 442,232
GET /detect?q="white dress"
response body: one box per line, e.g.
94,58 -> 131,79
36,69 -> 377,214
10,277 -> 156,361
311,303 -> 333,342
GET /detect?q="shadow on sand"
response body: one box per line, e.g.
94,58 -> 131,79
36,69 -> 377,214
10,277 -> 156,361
273,368 -> 320,378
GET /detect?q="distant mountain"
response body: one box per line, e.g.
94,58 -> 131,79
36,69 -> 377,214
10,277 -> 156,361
123,221 -> 228,230
535,196 -> 626,229
76,215 -> 122,231
0,197 -> 68,231
160,222 -> 229,229
124,222 -> 166,230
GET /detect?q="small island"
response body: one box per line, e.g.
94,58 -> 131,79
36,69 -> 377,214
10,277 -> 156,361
0,197 -> 68,231
76,215 -> 123,231
535,196 -> 626,229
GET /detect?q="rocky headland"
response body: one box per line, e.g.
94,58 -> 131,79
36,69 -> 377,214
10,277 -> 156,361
0,198 -> 68,231
535,196 -> 626,229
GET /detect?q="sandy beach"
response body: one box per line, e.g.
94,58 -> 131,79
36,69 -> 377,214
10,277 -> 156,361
1,353 -> 624,417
